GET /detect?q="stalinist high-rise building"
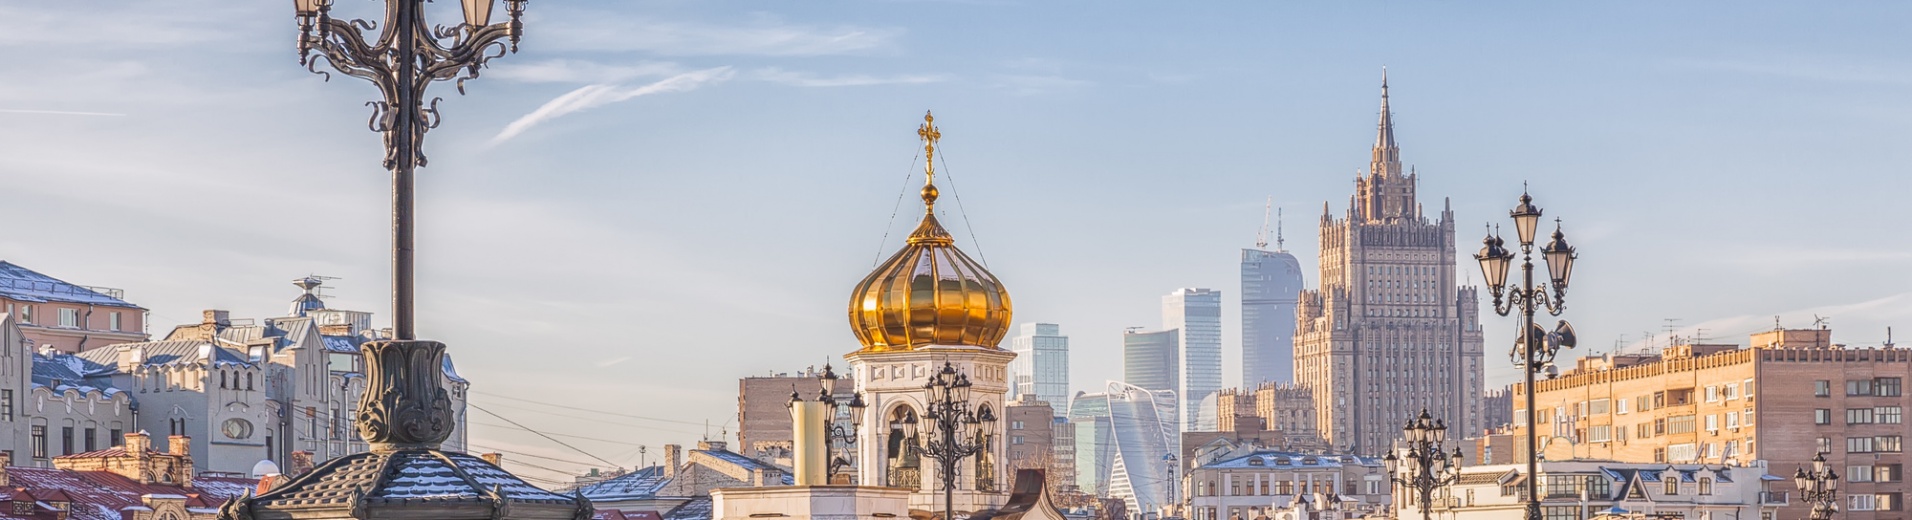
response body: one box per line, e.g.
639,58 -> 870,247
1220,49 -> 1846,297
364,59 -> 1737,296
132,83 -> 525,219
1294,73 -> 1486,454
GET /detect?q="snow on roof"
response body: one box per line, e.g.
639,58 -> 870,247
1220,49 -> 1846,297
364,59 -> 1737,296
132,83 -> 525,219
1197,450 -> 1376,470
577,466 -> 670,502
0,262 -> 140,309
665,496 -> 713,520
2,466 -> 254,520
322,335 -> 361,353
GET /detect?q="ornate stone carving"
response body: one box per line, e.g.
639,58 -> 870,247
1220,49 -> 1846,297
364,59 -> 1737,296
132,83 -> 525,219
355,340 -> 454,451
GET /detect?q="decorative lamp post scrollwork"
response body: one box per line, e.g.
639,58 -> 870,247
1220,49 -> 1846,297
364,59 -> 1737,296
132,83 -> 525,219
1384,410 -> 1463,520
1796,452 -> 1840,520
911,361 -> 994,520
292,0 -> 526,342
817,364 -> 866,482
1474,189 -> 1579,520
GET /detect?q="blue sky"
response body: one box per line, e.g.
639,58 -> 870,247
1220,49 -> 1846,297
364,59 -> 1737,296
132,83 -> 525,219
3,1 -> 1908,482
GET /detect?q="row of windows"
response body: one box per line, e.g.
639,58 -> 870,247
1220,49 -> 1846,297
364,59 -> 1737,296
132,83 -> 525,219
1815,378 -> 1904,397
1846,464 -> 1905,483
28,425 -> 124,459
1816,406 -> 1904,425
1812,436 -> 1906,454
4,304 -> 128,331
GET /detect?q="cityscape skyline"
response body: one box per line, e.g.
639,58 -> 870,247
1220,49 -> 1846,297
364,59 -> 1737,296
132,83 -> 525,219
4,0 -> 1909,487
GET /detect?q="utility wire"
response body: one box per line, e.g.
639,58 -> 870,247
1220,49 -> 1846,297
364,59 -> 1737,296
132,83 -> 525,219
932,144 -> 989,268
873,150 -> 924,266
471,422 -> 648,447
471,404 -> 621,468
477,400 -> 702,435
473,391 -> 707,426
471,444 -> 608,469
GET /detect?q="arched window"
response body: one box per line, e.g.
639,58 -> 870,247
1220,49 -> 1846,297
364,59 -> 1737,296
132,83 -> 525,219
1698,477 -> 1713,495
885,407 -> 921,488
219,371 -> 227,389
1664,477 -> 1678,495
246,372 -> 254,391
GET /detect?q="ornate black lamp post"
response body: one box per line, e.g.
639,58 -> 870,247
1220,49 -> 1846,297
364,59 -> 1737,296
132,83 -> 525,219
817,364 -> 867,482
909,362 -> 994,520
1384,410 -> 1463,520
1474,190 -> 1579,520
1795,452 -> 1840,520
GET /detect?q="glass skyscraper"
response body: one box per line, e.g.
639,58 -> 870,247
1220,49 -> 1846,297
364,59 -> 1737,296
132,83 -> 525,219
1163,288 -> 1221,432
1121,328 -> 1179,401
1007,323 -> 1070,407
1068,382 -> 1179,515
1241,248 -> 1305,385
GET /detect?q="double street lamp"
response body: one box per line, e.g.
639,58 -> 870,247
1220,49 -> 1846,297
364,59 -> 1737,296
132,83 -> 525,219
789,364 -> 867,484
1795,452 -> 1840,520
1384,410 -> 1463,520
1475,190 -> 1579,520
903,362 -> 995,520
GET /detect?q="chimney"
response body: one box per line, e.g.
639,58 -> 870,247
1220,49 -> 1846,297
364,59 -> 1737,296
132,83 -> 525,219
199,310 -> 231,339
480,453 -> 503,466
168,435 -> 194,488
117,345 -> 147,372
663,444 -> 681,479
288,451 -> 314,477
125,431 -> 151,454
697,439 -> 727,452
0,450 -> 10,486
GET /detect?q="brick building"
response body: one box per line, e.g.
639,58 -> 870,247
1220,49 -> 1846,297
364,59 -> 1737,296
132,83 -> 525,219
734,367 -> 854,468
1005,396 -> 1057,475
1513,327 -> 1908,519
1214,382 -> 1323,451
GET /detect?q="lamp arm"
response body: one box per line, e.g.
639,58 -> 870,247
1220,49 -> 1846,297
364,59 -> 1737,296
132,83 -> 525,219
1538,284 -> 1566,316
306,17 -> 389,82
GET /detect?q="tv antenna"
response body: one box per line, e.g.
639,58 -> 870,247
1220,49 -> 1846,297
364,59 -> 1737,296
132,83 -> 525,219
1886,327 -> 1895,349
1812,314 -> 1830,330
1256,197 -> 1273,249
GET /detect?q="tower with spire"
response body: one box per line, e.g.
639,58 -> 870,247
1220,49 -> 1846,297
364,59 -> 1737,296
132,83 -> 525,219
1294,72 -> 1486,454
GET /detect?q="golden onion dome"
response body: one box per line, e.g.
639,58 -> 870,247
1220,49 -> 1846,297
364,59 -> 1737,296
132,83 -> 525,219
848,112 -> 1012,352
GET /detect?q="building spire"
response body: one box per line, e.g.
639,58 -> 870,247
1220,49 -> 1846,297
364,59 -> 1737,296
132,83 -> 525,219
1371,67 -> 1401,178
917,111 -> 942,213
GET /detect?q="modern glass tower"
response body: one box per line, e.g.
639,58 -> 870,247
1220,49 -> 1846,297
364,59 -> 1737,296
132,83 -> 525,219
1069,382 -> 1179,515
1164,288 -> 1222,432
1242,248 -> 1305,385
1122,328 -> 1179,401
1008,323 -> 1071,407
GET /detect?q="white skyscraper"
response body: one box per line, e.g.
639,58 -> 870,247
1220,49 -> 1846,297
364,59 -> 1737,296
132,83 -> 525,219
1163,288 -> 1222,432
1008,323 -> 1071,407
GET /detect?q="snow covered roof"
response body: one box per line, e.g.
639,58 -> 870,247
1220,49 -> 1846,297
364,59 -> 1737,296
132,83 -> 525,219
576,466 -> 670,502
0,262 -> 140,309
243,449 -> 584,514
0,465 -> 254,520
1197,450 -> 1378,470
71,340 -> 248,369
665,496 -> 712,520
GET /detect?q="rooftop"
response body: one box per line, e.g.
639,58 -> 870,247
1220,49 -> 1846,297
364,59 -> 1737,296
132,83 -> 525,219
0,262 -> 139,309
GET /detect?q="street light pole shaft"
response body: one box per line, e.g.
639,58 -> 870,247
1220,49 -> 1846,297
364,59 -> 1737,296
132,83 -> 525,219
1523,255 -> 1540,520
391,0 -> 418,340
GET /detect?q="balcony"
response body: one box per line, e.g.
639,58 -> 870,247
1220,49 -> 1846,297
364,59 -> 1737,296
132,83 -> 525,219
1760,491 -> 1789,505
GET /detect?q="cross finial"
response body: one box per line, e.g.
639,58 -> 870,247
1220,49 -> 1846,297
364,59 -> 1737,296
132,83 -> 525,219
917,110 -> 942,210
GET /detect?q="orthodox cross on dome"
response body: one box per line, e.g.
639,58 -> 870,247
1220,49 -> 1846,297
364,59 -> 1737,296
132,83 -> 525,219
917,111 -> 943,210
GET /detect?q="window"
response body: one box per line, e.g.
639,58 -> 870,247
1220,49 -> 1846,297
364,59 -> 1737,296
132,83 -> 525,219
1816,380 -> 1832,397
109,312 -> 121,332
1705,386 -> 1719,402
1881,464 -> 1904,483
1852,466 -> 1876,483
1617,399 -> 1629,415
1668,415 -> 1696,434
1849,379 -> 1875,396
1850,436 -> 1876,454
1745,378 -> 1756,398
57,308 -> 79,328
1543,506 -> 1579,520
109,429 -> 121,446
30,426 -> 45,458
1880,493 -> 1903,512
1726,411 -> 1740,429
83,428 -> 95,452
1725,440 -> 1741,458
1850,408 -> 1876,424
1816,409 -> 1833,425
1664,478 -> 1679,495
1011,436 -> 1024,445
1,390 -> 11,421
1851,494 -> 1877,511
1652,447 -> 1666,463
1589,399 -> 1610,415
1547,475 -> 1579,497
1881,378 -> 1905,397
1705,415 -> 1719,432
1878,436 -> 1903,453
1699,477 -> 1713,495
1668,443 -> 1697,462
16,305 -> 28,324
1881,406 -> 1904,424
1744,407 -> 1755,425
1818,437 -> 1833,453
60,427 -> 72,456
1589,425 -> 1612,443
1724,384 -> 1739,400
1010,420 -> 1024,430
1587,476 -> 1611,498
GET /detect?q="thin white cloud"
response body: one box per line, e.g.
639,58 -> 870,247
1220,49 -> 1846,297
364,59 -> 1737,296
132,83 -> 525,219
595,356 -> 633,368
0,109 -> 126,117
490,67 -> 735,145
750,68 -> 950,87
1673,54 -> 1912,86
1615,291 -> 1912,354
489,60 -> 689,84
542,13 -> 902,56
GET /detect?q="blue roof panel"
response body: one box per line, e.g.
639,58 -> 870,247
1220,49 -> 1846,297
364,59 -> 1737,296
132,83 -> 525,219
0,262 -> 139,308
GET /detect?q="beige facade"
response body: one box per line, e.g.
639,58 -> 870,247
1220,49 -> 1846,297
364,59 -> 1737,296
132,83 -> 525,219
1294,77 -> 1486,454
1215,382 -> 1324,451
735,368 -> 856,468
1182,445 -> 1391,520
1514,328 -> 1909,520
1410,460 -> 1785,520
1005,397 -> 1056,476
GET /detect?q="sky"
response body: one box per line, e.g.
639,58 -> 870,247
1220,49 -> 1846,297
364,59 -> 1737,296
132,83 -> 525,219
3,1 -> 1909,484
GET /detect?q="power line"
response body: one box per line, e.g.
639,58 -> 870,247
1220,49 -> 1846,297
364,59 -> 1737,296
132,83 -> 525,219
471,444 -> 609,469
471,422 -> 648,447
471,404 -> 621,468
472,391 -> 707,426
477,400 -> 702,436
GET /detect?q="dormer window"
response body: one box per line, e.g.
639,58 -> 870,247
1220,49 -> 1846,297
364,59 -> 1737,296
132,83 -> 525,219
249,347 -> 266,363
1664,477 -> 1678,495
1249,457 -> 1265,466
13,500 -> 32,515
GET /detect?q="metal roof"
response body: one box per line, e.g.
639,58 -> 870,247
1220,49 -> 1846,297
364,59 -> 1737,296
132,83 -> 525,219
0,262 -> 140,308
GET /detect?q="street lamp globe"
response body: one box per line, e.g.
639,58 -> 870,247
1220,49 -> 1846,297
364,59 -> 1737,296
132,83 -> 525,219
462,0 -> 495,27
1510,192 -> 1543,246
1541,221 -> 1577,290
1475,232 -> 1514,292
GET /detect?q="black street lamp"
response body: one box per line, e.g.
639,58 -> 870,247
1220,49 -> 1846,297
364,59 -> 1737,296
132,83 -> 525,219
912,361 -> 993,520
1795,452 -> 1840,520
817,364 -> 867,482
1475,190 -> 1579,520
1384,410 -> 1462,520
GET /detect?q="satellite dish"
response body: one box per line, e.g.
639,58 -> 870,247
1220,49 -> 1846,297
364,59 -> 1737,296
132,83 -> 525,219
251,459 -> 282,478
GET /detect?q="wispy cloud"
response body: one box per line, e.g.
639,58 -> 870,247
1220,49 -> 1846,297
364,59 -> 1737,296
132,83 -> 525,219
749,68 -> 950,87
1673,54 -> 1912,86
542,13 -> 902,56
490,67 -> 735,144
490,60 -> 690,84
1614,291 -> 1912,354
0,109 -> 126,117
595,356 -> 633,368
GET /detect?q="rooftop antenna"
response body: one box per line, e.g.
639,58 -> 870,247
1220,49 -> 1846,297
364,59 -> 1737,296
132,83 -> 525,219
1812,314 -> 1830,330
1694,328 -> 1709,344
1277,207 -> 1286,252
640,445 -> 648,468
1662,318 -> 1682,346
1256,196 -> 1272,249
1773,316 -> 1783,331
1887,327 -> 1896,349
